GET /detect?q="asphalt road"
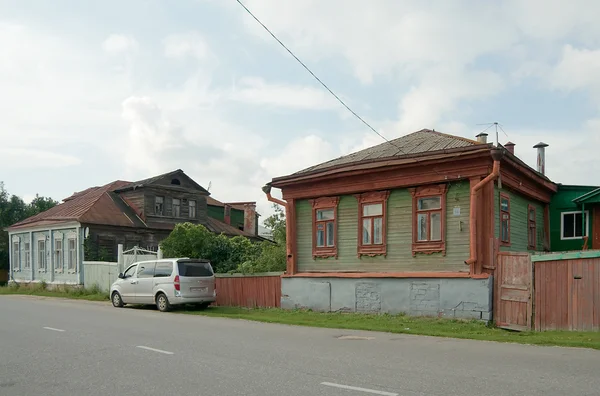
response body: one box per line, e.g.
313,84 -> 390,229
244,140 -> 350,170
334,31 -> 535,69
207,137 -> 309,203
0,296 -> 598,396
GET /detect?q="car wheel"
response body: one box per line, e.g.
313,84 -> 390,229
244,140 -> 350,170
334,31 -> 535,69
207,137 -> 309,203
156,293 -> 171,312
111,291 -> 124,308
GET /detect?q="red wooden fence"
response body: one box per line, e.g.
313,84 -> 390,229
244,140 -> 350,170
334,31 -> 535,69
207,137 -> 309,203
534,255 -> 600,331
215,273 -> 282,308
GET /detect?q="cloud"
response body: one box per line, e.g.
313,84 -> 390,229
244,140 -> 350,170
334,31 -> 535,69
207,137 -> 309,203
102,34 -> 139,54
549,45 -> 600,93
260,134 -> 336,177
0,148 -> 81,169
228,77 -> 339,110
163,32 -> 212,61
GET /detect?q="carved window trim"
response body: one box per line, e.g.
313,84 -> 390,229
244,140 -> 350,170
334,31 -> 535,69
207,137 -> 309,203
11,236 -> 20,272
310,197 -> 339,259
410,184 -> 448,256
355,191 -> 390,257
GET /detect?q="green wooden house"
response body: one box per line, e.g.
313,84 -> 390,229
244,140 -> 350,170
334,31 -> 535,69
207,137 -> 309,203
549,184 -> 600,251
263,129 -> 556,320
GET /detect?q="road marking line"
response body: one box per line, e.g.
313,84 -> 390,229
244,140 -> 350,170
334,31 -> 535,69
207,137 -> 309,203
136,345 -> 174,355
321,382 -> 397,396
43,327 -> 65,332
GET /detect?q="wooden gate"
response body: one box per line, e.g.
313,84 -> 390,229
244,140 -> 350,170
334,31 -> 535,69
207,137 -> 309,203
495,252 -> 533,331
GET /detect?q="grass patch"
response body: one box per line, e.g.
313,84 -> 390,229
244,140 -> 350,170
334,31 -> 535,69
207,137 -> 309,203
178,306 -> 600,350
0,283 -> 109,301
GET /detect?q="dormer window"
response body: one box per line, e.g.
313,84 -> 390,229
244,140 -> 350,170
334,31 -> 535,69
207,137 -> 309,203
171,178 -> 181,185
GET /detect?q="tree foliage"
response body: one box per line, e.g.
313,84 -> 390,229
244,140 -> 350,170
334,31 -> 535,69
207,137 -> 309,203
160,204 -> 287,274
0,182 -> 59,270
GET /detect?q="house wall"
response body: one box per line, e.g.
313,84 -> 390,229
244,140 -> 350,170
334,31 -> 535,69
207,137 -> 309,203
281,276 -> 493,320
206,205 -> 245,230
494,185 -> 545,252
549,186 -> 596,251
143,186 -> 208,225
85,225 -> 171,261
9,226 -> 81,285
295,181 -> 471,273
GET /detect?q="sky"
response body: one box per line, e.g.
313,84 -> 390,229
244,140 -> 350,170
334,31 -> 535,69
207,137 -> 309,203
2,0 -> 600,222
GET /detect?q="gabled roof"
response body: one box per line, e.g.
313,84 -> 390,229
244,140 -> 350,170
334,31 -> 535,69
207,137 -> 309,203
278,129 -> 484,179
573,187 -> 600,204
206,197 -> 258,214
114,169 -> 209,194
7,180 -> 143,231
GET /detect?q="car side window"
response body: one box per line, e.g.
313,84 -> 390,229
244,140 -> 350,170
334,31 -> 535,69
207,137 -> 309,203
123,265 -> 137,278
137,262 -> 156,278
154,261 -> 173,278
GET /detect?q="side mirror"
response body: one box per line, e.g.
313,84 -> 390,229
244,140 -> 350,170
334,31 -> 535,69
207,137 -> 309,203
118,273 -> 124,279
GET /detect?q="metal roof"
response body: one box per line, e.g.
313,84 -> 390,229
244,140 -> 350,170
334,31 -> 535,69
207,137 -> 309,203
291,129 -> 480,176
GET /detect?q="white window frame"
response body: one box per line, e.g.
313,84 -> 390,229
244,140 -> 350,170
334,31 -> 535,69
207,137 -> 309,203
54,235 -> 64,273
11,237 -> 20,272
24,241 -> 31,269
172,198 -> 181,217
67,237 -> 77,273
37,236 -> 47,272
560,210 -> 589,240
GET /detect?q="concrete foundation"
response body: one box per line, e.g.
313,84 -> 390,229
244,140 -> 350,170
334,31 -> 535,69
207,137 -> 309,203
281,276 -> 493,321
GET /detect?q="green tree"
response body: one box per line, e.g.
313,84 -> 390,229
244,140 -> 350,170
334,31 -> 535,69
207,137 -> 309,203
0,182 -> 58,270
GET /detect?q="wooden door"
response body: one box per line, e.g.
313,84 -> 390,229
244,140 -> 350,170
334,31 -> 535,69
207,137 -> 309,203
593,206 -> 600,250
495,252 -> 533,331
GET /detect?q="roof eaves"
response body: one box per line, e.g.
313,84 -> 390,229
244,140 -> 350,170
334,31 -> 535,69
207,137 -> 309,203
573,187 -> 600,203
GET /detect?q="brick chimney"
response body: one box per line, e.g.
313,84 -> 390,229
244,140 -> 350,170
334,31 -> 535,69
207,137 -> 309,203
504,141 -> 515,155
243,203 -> 257,235
224,204 -> 231,225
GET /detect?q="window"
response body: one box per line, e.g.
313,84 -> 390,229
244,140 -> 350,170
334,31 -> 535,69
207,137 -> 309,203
500,194 -> 510,245
356,191 -> 390,256
12,241 -> 19,271
54,239 -> 63,271
172,198 -> 181,217
38,239 -> 47,271
154,261 -> 174,278
189,200 -> 197,219
67,238 -> 76,271
528,205 -> 536,249
561,211 -> 589,240
177,261 -> 213,277
155,196 -> 164,215
310,197 -> 339,258
410,184 -> 448,256
137,262 -> 156,278
123,264 -> 137,278
24,242 -> 30,269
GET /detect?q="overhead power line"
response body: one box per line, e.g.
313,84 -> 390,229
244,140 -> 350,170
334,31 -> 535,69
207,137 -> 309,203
234,0 -> 398,150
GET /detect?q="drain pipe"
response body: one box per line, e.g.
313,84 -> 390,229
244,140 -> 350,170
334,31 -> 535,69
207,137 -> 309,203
262,184 -> 293,273
465,148 -> 504,270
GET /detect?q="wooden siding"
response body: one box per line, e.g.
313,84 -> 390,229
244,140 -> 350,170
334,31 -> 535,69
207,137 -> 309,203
296,181 -> 471,272
534,256 -> 600,331
549,186 -> 595,251
207,205 -> 245,230
495,252 -> 533,331
120,190 -> 145,217
495,186 -> 545,252
214,273 -> 281,308
143,187 -> 208,225
85,225 -> 170,261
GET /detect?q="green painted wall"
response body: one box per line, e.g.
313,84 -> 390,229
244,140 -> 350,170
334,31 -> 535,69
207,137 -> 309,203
494,186 -> 545,252
549,185 -> 596,251
207,205 -> 245,230
296,181 -> 471,273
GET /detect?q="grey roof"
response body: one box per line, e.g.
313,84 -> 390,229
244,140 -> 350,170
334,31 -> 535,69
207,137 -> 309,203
294,129 -> 481,175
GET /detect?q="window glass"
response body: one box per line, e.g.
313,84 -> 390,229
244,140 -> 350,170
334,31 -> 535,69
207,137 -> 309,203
137,262 -> 156,278
177,261 -> 213,277
172,199 -> 181,217
529,209 -> 535,221
574,213 -> 583,237
362,218 -> 372,245
500,197 -> 509,211
189,200 -> 197,218
430,212 -> 442,241
123,265 -> 137,278
326,222 -> 335,246
417,213 -> 428,241
373,217 -> 383,245
363,203 -> 382,216
154,262 -> 173,277
563,213 -> 575,238
418,197 -> 441,210
317,209 -> 334,220
316,224 -> 325,247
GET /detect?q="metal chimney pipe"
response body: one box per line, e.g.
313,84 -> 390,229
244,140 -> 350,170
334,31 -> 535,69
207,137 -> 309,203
476,132 -> 488,144
533,142 -> 549,175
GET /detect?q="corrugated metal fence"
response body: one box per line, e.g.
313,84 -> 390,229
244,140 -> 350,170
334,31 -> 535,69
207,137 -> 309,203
215,272 -> 282,308
533,252 -> 600,331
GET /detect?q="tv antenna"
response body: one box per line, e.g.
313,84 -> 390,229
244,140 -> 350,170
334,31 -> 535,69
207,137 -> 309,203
476,122 -> 508,146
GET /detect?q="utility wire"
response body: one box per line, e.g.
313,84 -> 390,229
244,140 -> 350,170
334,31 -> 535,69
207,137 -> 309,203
234,0 -> 402,152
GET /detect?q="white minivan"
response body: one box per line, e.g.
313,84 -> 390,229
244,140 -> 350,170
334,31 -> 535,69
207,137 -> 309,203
110,258 -> 216,312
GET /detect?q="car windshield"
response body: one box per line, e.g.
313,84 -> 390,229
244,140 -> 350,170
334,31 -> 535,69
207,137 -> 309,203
177,261 -> 213,277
